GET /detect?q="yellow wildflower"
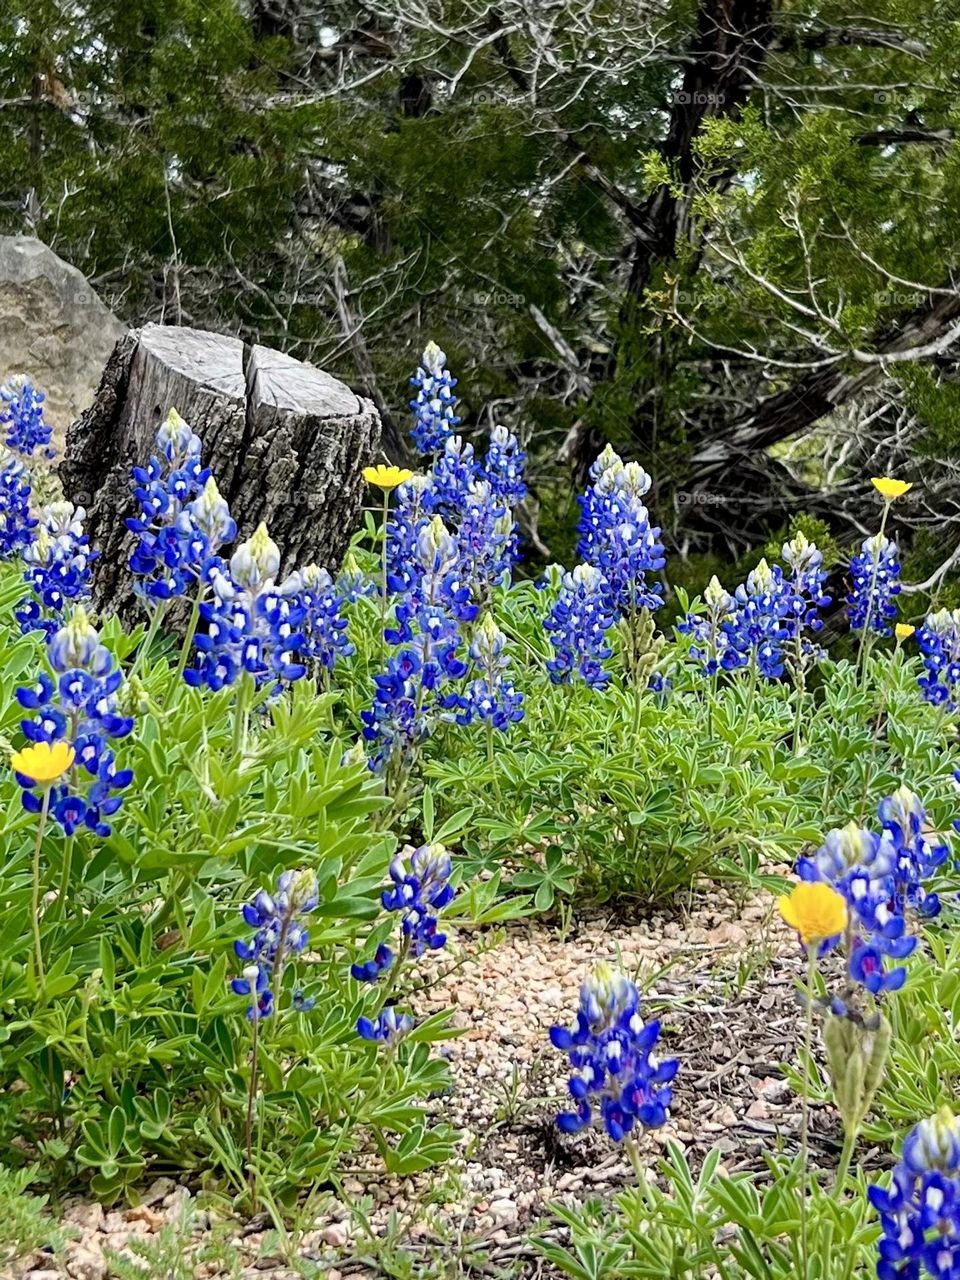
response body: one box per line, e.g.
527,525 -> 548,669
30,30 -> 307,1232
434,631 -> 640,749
778,881 -> 847,946
363,464 -> 414,491
11,740 -> 75,785
871,477 -> 912,501
895,623 -> 915,640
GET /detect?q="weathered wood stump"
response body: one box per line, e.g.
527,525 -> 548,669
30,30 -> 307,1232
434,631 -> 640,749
60,324 -> 381,619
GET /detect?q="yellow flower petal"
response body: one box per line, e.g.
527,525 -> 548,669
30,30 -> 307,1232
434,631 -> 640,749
11,740 -> 76,786
871,476 -> 912,501
778,882 -> 847,946
363,464 -> 414,491
895,623 -> 915,640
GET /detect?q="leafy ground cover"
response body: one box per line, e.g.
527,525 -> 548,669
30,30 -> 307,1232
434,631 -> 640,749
1,360 -> 959,1280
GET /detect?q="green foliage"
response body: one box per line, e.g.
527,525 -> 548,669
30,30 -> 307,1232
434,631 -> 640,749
0,578 -> 458,1207
0,1164 -> 64,1266
537,1145 -> 880,1280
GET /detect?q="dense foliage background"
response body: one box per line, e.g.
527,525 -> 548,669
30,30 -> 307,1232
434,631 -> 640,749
3,1 -> 960,583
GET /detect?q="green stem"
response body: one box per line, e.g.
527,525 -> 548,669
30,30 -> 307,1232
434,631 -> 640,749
245,1010 -> 260,1204
57,832 -> 75,922
129,603 -> 167,680
232,675 -> 252,756
175,585 -> 205,683
834,1127 -> 856,1194
799,944 -> 817,1277
30,789 -> 51,988
379,490 -> 390,665
625,1136 -> 643,1184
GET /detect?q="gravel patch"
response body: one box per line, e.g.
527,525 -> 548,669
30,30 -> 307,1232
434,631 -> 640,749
15,883 -> 846,1279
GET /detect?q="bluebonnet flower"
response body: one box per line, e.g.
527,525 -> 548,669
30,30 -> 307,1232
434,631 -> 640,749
797,814 -> 917,1003
781,531 -> 831,654
0,450 -> 37,558
482,424 -> 527,509
350,941 -> 394,983
385,474 -> 433,599
14,607 -> 134,836
549,963 -> 677,1142
676,575 -> 739,675
380,842 -> 456,957
869,1107 -> 960,1280
351,844 -> 456,980
0,377 -> 53,458
455,479 -> 514,601
363,518 -> 472,773
127,411 -> 234,601
577,448 -> 665,616
917,609 -> 960,710
410,341 -> 460,455
186,523 -> 307,693
336,550 -> 376,603
352,843 -> 455,1047
289,563 -> 354,674
17,501 -> 94,636
846,532 -> 902,637
724,558 -> 790,678
879,785 -> 948,920
544,563 -> 616,688
231,868 -> 318,1020
357,1007 -> 415,1044
429,435 -> 479,518
449,613 -> 524,729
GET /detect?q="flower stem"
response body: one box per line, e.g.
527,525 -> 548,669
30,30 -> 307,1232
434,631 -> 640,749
379,490 -> 390,664
57,832 -> 75,922
175,584 -> 205,683
30,789 -> 51,988
799,944 -> 817,1277
245,1010 -> 260,1204
833,1127 -> 856,1194
129,602 -> 167,680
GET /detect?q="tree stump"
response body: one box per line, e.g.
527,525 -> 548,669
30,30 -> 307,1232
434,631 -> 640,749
60,324 -> 381,621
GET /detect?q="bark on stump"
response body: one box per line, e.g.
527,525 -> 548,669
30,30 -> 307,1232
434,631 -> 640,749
60,324 -> 381,621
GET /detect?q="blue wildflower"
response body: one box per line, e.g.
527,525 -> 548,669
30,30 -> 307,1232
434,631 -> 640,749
781,531 -> 831,654
14,607 -> 134,836
879,785 -> 947,919
723,558 -> 790,677
231,868 -> 318,1020
869,1107 -> 960,1280
549,963 -> 677,1143
797,815 -> 917,1001
357,1007 -> 415,1044
410,341 -> 460,456
846,532 -> 902,637
482,424 -> 527,509
380,842 -> 456,957
0,377 -> 53,458
917,609 -> 960,710
544,563 -> 616,688
450,613 -> 524,730
363,517 -> 472,774
677,575 -> 738,675
17,501 -> 94,636
127,412 -> 233,602
0,450 -> 37,558
290,563 -> 355,674
352,843 -> 455,1047
350,942 -> 394,983
577,447 -> 665,617
186,523 -> 307,693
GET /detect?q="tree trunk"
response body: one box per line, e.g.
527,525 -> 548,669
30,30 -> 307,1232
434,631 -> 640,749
60,323 -> 381,621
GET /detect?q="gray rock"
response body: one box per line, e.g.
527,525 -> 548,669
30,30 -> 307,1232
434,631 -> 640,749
0,236 -> 126,440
